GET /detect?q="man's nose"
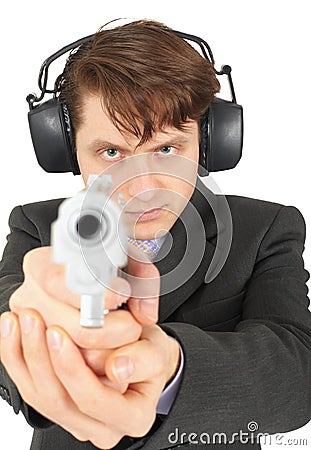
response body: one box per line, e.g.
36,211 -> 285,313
127,172 -> 159,202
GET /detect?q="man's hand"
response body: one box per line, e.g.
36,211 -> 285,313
0,309 -> 180,448
9,246 -> 160,350
0,245 -> 182,447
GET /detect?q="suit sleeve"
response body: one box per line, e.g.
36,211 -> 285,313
0,206 -> 54,429
148,205 -> 311,449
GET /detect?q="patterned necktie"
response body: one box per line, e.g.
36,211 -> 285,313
127,235 -> 166,260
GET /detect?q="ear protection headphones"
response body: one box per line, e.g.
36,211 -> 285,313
26,28 -> 243,177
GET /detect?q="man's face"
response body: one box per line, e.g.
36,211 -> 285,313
75,94 -> 200,240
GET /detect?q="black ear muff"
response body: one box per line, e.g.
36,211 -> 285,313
28,98 -> 80,174
199,97 -> 243,176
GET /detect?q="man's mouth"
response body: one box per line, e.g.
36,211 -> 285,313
125,205 -> 167,221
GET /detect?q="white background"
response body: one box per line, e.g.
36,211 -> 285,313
0,0 -> 310,449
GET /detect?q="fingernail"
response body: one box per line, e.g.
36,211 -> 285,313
1,315 -> 14,338
139,299 -> 158,321
47,329 -> 63,349
113,356 -> 134,382
20,313 -> 35,335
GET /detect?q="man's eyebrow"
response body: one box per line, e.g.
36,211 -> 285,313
86,134 -> 190,152
86,140 -> 130,152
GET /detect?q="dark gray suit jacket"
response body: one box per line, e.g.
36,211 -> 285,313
1,178 -> 311,450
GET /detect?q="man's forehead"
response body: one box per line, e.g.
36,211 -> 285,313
79,93 -> 198,145
133,124 -> 198,146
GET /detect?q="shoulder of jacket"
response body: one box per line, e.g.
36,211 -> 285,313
226,193 -> 284,209
224,194 -> 306,238
225,194 -> 284,222
9,198 -> 65,232
21,198 -> 65,217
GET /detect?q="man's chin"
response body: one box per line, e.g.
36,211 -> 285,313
127,218 -> 174,241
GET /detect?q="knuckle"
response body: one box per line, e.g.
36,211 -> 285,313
9,283 -> 40,315
77,396 -> 99,417
148,343 -> 167,376
110,277 -> 131,300
0,343 -> 12,369
124,313 -> 142,339
125,403 -> 155,437
152,263 -> 160,278
42,264 -> 66,298
130,406 -> 156,437
26,388 -> 68,420
43,392 -> 67,416
128,320 -> 142,342
18,386 -> 37,409
121,324 -> 141,346
9,287 -> 22,311
70,431 -> 88,442
105,311 -> 142,347
73,327 -> 93,348
22,247 -> 49,283
92,431 -> 123,449
82,349 -> 110,375
22,248 -> 38,273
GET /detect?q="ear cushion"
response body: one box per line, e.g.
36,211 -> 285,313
28,98 -> 80,174
199,97 -> 243,175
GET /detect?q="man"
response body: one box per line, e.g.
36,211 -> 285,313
0,19 -> 311,450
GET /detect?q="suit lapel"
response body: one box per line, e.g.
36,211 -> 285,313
154,177 -> 222,323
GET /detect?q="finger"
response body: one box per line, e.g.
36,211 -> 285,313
0,312 -> 35,393
15,309 -> 123,446
104,276 -> 131,310
18,308 -> 66,392
23,247 -> 80,307
80,348 -> 112,375
46,326 -> 125,423
98,375 -> 128,394
11,285 -> 141,349
125,255 -> 160,325
46,326 -> 155,437
105,326 -> 172,389
19,245 -> 157,329
16,308 -> 89,439
71,309 -> 142,349
40,249 -> 131,311
45,268 -> 131,312
0,311 -> 93,442
80,349 -> 128,392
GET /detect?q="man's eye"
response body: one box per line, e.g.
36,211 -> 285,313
157,146 -> 176,156
101,149 -> 121,160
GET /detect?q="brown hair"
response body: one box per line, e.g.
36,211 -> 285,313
59,20 -> 220,144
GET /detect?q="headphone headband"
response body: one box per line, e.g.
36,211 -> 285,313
27,29 -> 236,109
